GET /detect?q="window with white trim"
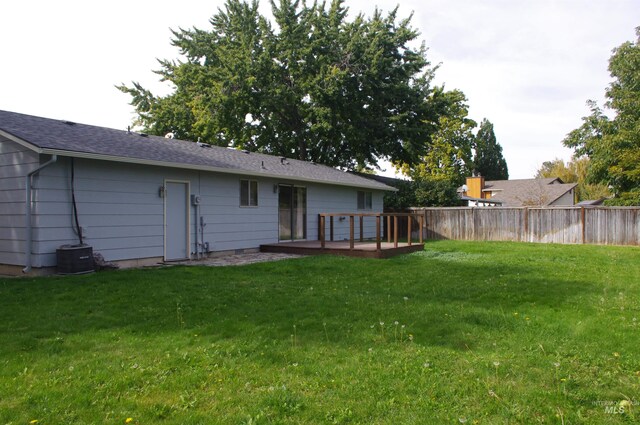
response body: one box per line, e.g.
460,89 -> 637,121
240,179 -> 258,207
357,190 -> 372,210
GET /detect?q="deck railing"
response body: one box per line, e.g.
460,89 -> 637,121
318,212 -> 424,252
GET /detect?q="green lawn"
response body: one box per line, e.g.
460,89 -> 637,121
1,241 -> 639,424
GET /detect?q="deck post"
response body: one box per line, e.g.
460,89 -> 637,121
320,215 -> 326,249
349,215 -> 355,250
330,216 -> 334,241
419,214 -> 424,244
407,215 -> 412,246
359,216 -> 364,242
393,216 -> 398,248
387,215 -> 391,243
376,215 -> 381,251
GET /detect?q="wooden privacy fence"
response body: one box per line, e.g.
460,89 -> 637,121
414,207 -> 640,246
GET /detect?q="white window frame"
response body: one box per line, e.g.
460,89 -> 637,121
240,179 -> 259,207
357,190 -> 372,210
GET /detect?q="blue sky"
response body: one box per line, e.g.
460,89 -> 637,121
1,0 -> 637,178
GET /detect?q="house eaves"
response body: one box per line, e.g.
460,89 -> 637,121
37,146 -> 393,191
460,195 -> 503,206
546,183 -> 578,205
0,110 -> 394,192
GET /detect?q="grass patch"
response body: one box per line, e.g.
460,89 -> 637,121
1,241 -> 639,424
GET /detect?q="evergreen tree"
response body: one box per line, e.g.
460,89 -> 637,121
473,118 -> 509,180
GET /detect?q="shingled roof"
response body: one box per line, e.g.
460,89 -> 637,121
0,110 -> 393,191
483,178 -> 577,206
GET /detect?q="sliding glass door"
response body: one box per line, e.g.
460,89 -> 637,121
278,185 -> 307,240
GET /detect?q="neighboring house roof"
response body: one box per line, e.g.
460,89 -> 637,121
0,110 -> 393,191
576,199 -> 606,206
351,172 -> 408,188
482,178 -> 577,207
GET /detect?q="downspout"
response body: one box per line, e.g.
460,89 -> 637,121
23,155 -> 58,273
194,202 -> 199,260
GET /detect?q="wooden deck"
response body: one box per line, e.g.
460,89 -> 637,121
260,240 -> 425,259
262,212 -> 425,259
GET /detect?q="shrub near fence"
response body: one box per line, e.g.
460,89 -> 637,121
415,207 -> 640,246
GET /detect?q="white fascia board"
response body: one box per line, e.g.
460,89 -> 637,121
41,148 -> 395,192
0,129 -> 44,153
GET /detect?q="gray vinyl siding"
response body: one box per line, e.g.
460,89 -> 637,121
3,151 -> 385,268
31,157 -> 167,267
306,184 -> 384,241
0,137 -> 39,265
198,173 -> 279,252
550,190 -> 575,206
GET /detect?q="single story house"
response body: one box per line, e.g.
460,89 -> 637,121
0,110 -> 393,275
459,176 -> 577,207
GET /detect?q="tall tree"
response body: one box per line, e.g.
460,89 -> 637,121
473,118 -> 509,180
535,158 -> 578,183
535,157 -> 611,201
118,0 -> 449,170
396,89 -> 476,186
563,27 -> 640,204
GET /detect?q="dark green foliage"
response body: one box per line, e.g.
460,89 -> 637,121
473,118 -> 509,180
603,191 -> 640,206
413,177 -> 461,207
398,90 -> 476,186
534,156 -> 612,202
118,0 -> 448,170
384,177 -> 461,209
564,27 -> 640,204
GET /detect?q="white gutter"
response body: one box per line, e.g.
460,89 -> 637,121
23,155 -> 58,273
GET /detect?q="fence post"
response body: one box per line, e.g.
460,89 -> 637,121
523,207 -> 529,243
581,207 -> 586,244
472,207 -> 477,241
